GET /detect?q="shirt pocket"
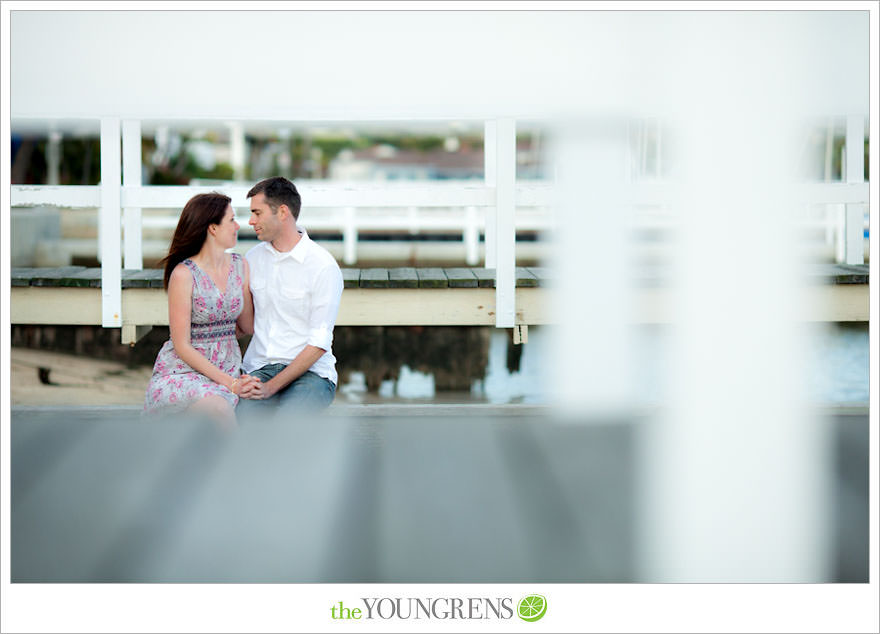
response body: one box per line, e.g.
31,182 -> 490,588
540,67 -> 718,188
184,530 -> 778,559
250,278 -> 268,311
279,287 -> 308,315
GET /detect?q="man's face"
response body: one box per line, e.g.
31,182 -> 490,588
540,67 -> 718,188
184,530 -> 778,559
249,192 -> 282,243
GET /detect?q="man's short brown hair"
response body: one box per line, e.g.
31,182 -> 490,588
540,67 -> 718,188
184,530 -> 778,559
247,176 -> 302,220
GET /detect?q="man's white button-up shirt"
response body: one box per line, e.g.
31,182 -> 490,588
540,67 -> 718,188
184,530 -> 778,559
242,228 -> 343,385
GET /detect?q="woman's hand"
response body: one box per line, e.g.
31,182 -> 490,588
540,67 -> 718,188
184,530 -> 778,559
228,374 -> 259,395
238,375 -> 264,399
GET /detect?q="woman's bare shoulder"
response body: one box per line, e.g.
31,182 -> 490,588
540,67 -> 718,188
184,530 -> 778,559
169,261 -> 194,286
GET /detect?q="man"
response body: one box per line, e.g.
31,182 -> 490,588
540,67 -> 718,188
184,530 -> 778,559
237,177 -> 343,413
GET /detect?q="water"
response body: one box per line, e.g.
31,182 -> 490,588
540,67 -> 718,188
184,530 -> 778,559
340,323 -> 870,407
803,323 -> 870,404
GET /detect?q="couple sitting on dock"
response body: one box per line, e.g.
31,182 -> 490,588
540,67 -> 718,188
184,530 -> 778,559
142,177 -> 344,426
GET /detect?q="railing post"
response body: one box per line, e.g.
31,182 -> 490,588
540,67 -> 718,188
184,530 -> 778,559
343,206 -> 357,265
100,117 -> 122,328
484,120 -> 497,268
47,131 -> 62,185
844,114 -> 865,265
229,122 -> 246,181
464,205 -> 479,265
122,119 -> 143,270
638,95 -> 829,582
655,118 -> 662,179
494,118 -> 516,328
548,117 -> 632,412
823,118 -> 835,249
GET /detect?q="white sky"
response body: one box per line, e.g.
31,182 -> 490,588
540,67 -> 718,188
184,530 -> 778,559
9,9 -> 869,125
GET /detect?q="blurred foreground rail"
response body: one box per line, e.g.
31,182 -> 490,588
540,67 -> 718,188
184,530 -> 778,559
11,405 -> 867,583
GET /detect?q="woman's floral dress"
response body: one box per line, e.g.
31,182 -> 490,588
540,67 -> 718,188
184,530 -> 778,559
143,254 -> 245,416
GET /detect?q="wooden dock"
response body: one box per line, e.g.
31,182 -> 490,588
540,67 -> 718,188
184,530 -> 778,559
10,263 -> 870,344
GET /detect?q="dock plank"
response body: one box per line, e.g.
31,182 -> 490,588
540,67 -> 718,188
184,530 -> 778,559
68,269 -> 104,288
341,268 -> 361,290
121,269 -> 164,289
444,268 -> 478,288
831,264 -> 869,284
9,266 -> 871,290
803,263 -> 870,285
11,268 -> 41,287
527,267 -> 553,287
388,268 -> 419,289
471,268 -> 496,288
360,268 -> 390,289
30,267 -> 89,287
515,267 -> 538,288
417,268 -> 448,288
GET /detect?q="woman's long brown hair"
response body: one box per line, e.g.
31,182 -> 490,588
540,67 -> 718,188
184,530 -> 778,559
159,192 -> 232,289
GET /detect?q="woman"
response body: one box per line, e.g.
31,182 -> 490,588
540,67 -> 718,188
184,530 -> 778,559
143,192 -> 255,424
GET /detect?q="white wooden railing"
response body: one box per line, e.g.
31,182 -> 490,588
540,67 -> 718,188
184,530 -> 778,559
12,118 -> 526,330
11,115 -> 869,334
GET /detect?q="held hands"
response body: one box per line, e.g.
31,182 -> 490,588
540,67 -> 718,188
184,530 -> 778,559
227,372 -> 283,400
237,374 -> 261,399
228,374 -> 260,396
238,375 -> 279,400
239,377 -> 278,401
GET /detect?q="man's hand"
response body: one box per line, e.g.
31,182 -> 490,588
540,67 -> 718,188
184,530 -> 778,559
245,379 -> 278,400
240,377 -> 280,400
260,377 -> 281,399
237,374 -> 262,399
239,346 -> 325,400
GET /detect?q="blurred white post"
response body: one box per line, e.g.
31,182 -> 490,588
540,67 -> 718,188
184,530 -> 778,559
464,206 -> 479,265
407,206 -> 418,235
100,117 -> 122,327
343,206 -> 357,265
639,119 -> 648,177
844,115 -> 865,264
835,142 -> 848,262
484,120 -> 497,268
47,130 -> 62,185
823,119 -> 835,247
548,118 -> 633,413
655,119 -> 662,179
122,119 -> 143,270
228,122 -> 246,182
494,118 -> 516,328
278,128 -> 292,175
639,102 -> 829,581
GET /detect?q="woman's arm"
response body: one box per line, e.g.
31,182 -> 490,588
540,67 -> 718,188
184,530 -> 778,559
236,257 -> 255,336
168,263 -> 243,394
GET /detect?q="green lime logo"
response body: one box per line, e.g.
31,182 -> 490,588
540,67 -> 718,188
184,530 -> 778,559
517,595 -> 547,622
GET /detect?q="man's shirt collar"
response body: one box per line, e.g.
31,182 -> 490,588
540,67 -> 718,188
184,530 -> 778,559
266,228 -> 310,263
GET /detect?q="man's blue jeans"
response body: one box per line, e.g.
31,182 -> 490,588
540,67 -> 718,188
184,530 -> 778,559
236,364 -> 336,420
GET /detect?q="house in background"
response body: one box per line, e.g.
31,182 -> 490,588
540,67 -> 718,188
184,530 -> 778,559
329,139 -> 545,181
